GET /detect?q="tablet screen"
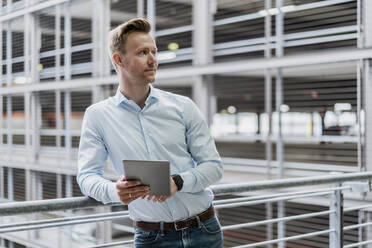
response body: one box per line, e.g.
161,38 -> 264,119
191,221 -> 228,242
122,160 -> 170,196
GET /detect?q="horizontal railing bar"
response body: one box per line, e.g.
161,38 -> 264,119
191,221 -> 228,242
343,222 -> 372,231
87,240 -> 134,248
215,191 -> 334,209
213,186 -> 350,205
212,171 -> 372,195
221,210 -> 333,231
343,204 -> 372,212
112,223 -> 134,233
0,214 -> 130,234
0,210 -> 128,229
0,196 -> 120,216
344,239 -> 372,248
0,172 -> 370,216
233,229 -> 334,248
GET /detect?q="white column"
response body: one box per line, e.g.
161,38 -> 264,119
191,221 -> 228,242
363,0 -> 372,172
30,6 -> 41,164
275,0 -> 286,247
0,167 -> 3,199
92,0 -> 110,103
6,20 -> 12,162
64,3 -> 73,246
7,167 -> 13,201
137,0 -> 144,18
192,0 -> 216,125
147,0 -> 155,39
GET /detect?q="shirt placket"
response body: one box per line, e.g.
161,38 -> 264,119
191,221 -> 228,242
138,110 -> 153,159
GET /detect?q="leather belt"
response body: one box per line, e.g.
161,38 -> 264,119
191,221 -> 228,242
134,206 -> 215,231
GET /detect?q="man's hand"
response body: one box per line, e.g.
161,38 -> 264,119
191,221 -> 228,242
144,176 -> 178,203
116,176 -> 150,205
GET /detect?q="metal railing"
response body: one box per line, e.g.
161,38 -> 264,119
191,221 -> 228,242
1,171 -> 372,247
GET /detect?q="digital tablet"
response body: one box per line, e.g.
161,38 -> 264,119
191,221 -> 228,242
122,160 -> 170,196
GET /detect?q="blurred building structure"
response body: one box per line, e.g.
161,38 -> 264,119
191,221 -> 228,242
0,0 -> 372,247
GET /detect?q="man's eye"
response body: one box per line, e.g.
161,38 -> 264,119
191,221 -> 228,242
140,50 -> 147,55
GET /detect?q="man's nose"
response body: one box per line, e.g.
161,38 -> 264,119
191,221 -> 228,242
148,53 -> 157,65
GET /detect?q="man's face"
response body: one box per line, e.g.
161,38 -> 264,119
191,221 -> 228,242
119,32 -> 158,85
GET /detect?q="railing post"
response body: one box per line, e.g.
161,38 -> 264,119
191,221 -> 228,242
367,211 -> 372,248
330,182 -> 344,248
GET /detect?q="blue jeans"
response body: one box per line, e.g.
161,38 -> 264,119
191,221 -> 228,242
134,215 -> 223,248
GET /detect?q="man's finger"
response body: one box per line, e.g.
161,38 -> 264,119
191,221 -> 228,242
117,188 -> 149,197
116,180 -> 142,190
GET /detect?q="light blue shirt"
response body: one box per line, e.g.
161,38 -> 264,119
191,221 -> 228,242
77,85 -> 223,222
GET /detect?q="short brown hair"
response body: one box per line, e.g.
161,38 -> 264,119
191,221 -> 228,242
108,18 -> 151,65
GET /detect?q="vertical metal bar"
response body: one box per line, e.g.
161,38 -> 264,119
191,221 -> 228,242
56,89 -> 61,152
65,174 -> 72,198
25,168 -> 31,201
6,21 -> 12,162
65,173 -> 73,247
92,0 -> 98,79
147,0 -> 155,39
356,0 -> 363,172
64,3 -> 73,246
7,167 -> 13,201
264,0 -> 273,246
0,4 -> 3,151
329,182 -> 344,248
64,1 -> 71,165
33,171 -> 40,239
366,212 -> 372,247
55,4 -> 62,188
98,0 -> 104,78
0,94 -> 2,149
30,6 -> 40,164
56,174 -> 62,198
6,168 -> 14,248
363,0 -> 372,172
275,0 -> 285,247
0,166 -> 3,199
65,174 -> 73,198
357,61 -> 363,171
55,4 -> 61,82
37,171 -> 43,200
358,210 -> 364,248
91,0 -> 100,104
264,0 -> 272,180
357,0 -> 362,49
137,0 -> 144,18
103,0 -> 111,77
24,1 -> 32,209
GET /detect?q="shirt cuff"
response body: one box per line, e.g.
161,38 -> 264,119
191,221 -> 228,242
108,181 -> 121,203
178,171 -> 196,193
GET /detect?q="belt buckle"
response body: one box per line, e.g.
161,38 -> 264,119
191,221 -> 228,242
174,217 -> 195,231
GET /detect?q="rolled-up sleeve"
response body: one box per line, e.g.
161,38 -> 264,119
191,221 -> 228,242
77,107 -> 120,204
179,98 -> 223,193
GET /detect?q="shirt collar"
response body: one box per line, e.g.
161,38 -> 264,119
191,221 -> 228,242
113,84 -> 160,107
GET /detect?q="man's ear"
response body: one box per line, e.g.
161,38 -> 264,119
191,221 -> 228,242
113,53 -> 124,68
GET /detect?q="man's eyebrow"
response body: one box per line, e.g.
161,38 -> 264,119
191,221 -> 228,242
135,46 -> 158,51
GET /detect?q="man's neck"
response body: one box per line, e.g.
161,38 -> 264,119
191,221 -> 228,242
119,82 -> 150,109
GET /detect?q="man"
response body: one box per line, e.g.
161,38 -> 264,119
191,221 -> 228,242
77,18 -> 223,247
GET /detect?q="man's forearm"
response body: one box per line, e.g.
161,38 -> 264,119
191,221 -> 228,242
179,161 -> 223,193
